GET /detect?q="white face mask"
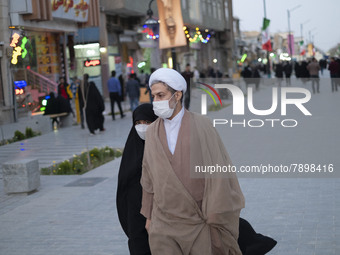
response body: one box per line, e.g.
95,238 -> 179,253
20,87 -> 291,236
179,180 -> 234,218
135,124 -> 149,140
152,93 -> 177,119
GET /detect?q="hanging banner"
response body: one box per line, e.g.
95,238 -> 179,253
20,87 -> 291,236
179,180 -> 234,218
156,0 -> 187,49
307,43 -> 314,57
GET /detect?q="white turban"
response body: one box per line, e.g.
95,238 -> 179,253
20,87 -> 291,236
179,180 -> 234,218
148,68 -> 187,93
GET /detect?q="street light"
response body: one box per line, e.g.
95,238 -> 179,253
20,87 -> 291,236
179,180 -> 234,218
300,20 -> 310,42
287,4 -> 301,57
308,27 -> 317,44
144,0 -> 159,39
145,0 -> 158,27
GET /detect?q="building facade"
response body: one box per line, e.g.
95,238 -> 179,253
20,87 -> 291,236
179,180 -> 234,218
1,0 -> 235,124
0,0 -> 99,124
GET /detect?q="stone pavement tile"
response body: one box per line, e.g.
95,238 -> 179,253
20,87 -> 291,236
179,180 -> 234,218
1,78 -> 339,255
297,244 -> 316,255
0,159 -> 129,255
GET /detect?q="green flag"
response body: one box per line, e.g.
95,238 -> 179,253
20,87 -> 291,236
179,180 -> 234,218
262,18 -> 270,31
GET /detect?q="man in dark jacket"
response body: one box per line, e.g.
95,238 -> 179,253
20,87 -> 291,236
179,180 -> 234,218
181,64 -> 193,110
328,57 -> 340,92
126,73 -> 140,112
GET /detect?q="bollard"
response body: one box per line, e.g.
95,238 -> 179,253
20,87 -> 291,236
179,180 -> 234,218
2,158 -> 40,194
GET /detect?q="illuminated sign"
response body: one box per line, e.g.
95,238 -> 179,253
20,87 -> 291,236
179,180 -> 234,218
14,80 -> 27,88
10,33 -> 20,47
11,46 -> 22,64
15,88 -> 24,95
20,37 -> 28,58
84,59 -> 101,67
10,33 -> 28,65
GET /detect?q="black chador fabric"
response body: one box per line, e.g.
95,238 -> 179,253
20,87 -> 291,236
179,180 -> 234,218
84,81 -> 105,133
117,104 -> 157,255
238,218 -> 277,255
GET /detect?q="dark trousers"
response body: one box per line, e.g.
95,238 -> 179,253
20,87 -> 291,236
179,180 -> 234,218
310,75 -> 320,93
184,90 -> 191,110
109,92 -> 124,119
331,74 -> 338,92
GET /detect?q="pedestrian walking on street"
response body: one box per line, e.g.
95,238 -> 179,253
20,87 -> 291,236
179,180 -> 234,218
283,61 -> 292,86
141,68 -> 245,254
252,64 -> 261,91
73,77 -> 85,129
241,63 -> 253,89
307,58 -> 321,94
126,73 -> 140,112
107,71 -> 125,120
117,103 -> 157,255
138,70 -> 147,87
328,57 -> 340,92
274,62 -> 284,87
57,76 -> 75,117
319,59 -> 327,76
83,74 -> 105,135
181,63 -> 193,110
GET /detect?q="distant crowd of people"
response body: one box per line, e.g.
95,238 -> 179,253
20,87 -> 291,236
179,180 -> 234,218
240,57 -> 340,94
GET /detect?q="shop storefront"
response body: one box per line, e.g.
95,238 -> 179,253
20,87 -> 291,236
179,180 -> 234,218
6,0 -> 99,117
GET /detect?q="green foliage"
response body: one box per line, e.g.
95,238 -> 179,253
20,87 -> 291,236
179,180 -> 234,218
80,151 -> 90,168
72,155 -> 84,174
89,147 -> 101,162
115,149 -> 122,158
55,160 -> 72,175
25,127 -> 34,138
103,146 -> 115,157
0,127 -> 41,147
41,146 -> 121,175
13,130 -> 25,141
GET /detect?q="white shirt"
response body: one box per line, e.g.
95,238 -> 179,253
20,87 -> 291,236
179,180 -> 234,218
164,107 -> 185,154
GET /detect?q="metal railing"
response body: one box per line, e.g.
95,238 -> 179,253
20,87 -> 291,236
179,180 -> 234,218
26,69 -> 58,94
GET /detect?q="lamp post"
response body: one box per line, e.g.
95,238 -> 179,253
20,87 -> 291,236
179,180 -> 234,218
300,20 -> 310,42
287,5 -> 301,57
263,0 -> 270,77
308,28 -> 317,43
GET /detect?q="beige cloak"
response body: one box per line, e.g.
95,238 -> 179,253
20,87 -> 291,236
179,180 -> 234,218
141,110 -> 245,254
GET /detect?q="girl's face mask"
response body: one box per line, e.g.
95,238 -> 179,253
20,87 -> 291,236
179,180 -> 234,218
135,124 -> 149,140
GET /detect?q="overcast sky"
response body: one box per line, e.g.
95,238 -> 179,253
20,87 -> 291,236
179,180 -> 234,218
232,0 -> 340,53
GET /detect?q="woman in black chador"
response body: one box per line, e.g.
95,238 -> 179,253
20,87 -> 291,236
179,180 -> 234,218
83,74 -> 105,135
117,104 -> 157,255
116,103 -> 277,255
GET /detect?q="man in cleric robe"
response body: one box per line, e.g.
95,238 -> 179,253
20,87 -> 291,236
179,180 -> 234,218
140,68 -> 245,254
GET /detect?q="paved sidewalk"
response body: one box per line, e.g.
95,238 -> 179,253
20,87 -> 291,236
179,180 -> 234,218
0,75 -> 339,254
0,109 -> 132,171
